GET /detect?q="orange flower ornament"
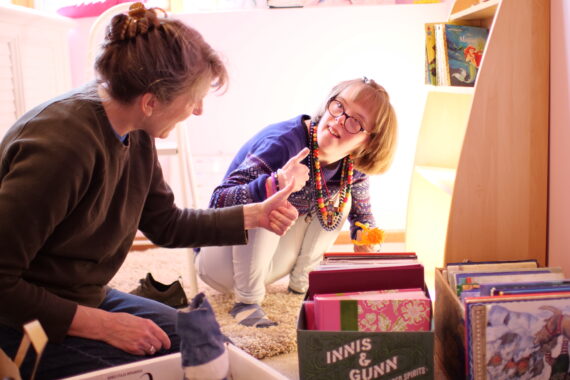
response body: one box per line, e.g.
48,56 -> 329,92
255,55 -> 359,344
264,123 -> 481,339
352,222 -> 385,246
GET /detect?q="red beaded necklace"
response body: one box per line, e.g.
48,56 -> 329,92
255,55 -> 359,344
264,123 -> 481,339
309,122 -> 354,231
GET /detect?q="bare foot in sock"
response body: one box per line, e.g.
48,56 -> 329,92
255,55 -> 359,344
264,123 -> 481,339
229,302 -> 278,328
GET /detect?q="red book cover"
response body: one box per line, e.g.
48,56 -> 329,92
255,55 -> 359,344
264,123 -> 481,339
303,301 -> 316,330
307,264 -> 425,300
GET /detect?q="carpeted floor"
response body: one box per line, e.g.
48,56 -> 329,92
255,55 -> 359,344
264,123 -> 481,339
108,247 -> 305,360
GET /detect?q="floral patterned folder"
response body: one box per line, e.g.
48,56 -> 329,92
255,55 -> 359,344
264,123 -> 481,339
314,289 -> 431,332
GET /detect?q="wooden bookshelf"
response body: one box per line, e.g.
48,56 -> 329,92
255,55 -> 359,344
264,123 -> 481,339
406,87 -> 473,270
406,0 -> 549,269
449,0 -> 499,21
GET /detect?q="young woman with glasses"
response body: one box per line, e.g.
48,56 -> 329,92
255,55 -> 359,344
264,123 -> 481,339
197,77 -> 398,328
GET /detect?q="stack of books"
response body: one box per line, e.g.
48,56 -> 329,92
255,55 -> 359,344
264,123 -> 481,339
297,251 -> 435,378
303,252 -> 431,333
440,260 -> 570,380
424,23 -> 489,87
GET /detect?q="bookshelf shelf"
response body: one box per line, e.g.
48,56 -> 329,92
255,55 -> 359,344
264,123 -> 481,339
406,0 -> 549,274
415,166 -> 456,196
449,0 -> 499,22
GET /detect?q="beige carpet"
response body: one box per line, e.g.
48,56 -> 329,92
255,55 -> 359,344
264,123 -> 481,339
108,247 -> 304,360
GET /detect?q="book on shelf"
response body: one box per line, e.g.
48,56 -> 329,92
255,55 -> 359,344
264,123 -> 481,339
458,271 -> 566,303
445,259 -> 539,285
433,23 -> 489,87
465,292 -> 570,380
480,281 -> 570,296
313,288 -> 431,332
452,267 -> 564,294
424,23 -> 437,85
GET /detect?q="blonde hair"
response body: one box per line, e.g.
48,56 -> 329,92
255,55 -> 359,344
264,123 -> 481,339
312,78 -> 397,175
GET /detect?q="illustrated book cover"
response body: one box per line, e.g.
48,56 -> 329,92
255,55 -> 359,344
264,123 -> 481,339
465,293 -> 570,380
434,23 -> 489,87
424,23 -> 437,85
453,267 -> 564,296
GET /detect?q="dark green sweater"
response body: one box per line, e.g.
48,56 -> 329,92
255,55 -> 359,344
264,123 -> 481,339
0,90 -> 246,342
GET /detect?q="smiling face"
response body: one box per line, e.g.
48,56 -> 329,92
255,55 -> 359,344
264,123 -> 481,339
315,84 -> 377,165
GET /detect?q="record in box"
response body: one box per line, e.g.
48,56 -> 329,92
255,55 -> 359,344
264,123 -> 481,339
465,293 -> 570,380
297,261 -> 433,380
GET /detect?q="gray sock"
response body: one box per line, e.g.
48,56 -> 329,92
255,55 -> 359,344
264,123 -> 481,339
229,302 -> 278,328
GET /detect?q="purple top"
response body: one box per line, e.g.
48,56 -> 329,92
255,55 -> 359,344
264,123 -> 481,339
209,115 -> 376,238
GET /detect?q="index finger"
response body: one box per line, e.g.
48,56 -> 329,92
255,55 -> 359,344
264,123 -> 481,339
292,147 -> 310,163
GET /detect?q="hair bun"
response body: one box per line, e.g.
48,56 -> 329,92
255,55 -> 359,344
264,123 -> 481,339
107,2 -> 167,42
128,2 -> 147,19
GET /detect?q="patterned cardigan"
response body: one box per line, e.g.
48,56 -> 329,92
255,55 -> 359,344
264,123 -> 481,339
208,115 -> 376,238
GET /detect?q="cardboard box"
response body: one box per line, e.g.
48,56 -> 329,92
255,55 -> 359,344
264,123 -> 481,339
434,267 -> 466,380
63,343 -> 288,380
0,320 -> 47,380
297,266 -> 434,380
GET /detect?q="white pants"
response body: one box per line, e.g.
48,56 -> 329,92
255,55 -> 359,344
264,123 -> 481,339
196,207 -> 349,304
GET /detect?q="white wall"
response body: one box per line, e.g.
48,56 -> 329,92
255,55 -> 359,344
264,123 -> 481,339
549,0 -> 570,272
70,4 -> 450,230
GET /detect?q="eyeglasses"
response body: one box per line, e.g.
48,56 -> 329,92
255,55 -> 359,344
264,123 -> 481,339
327,98 -> 369,135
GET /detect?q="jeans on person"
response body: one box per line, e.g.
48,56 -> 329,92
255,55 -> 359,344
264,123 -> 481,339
0,288 -> 180,380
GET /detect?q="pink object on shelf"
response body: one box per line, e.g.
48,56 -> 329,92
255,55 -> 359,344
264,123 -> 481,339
57,0 -> 145,19
314,289 -> 431,332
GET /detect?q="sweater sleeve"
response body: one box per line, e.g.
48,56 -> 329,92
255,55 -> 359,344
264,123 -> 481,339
209,154 -> 273,208
137,145 -> 248,248
347,174 -> 377,239
209,138 -> 303,208
0,125 -> 92,342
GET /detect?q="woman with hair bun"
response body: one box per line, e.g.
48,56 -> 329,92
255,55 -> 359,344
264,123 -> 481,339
0,3 -> 297,378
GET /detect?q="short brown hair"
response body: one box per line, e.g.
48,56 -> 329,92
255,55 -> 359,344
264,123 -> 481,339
95,3 -> 228,105
312,78 -> 397,175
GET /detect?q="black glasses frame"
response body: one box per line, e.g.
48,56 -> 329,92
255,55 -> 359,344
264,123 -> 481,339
326,98 -> 369,135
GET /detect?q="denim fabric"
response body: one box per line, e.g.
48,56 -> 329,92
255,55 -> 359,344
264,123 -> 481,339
0,288 -> 180,380
177,293 -> 226,367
